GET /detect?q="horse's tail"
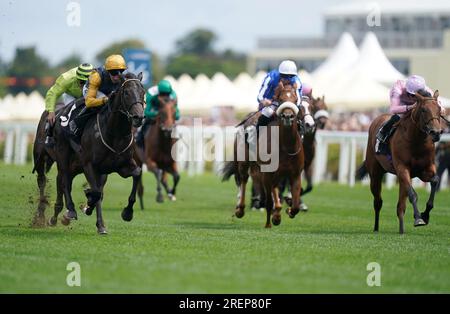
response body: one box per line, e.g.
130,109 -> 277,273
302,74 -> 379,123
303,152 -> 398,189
221,161 -> 239,184
355,161 -> 368,181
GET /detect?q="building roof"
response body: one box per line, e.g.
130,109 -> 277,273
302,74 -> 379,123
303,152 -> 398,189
324,0 -> 450,17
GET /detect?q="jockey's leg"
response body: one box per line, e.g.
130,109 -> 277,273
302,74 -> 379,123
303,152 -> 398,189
136,118 -> 153,149
257,105 -> 276,133
376,114 -> 400,154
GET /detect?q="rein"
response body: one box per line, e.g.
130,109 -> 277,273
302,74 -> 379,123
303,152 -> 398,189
97,113 -> 134,155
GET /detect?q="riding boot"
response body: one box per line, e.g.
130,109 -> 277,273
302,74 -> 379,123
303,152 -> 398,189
376,114 -> 400,154
69,107 -> 96,140
44,121 -> 55,148
256,114 -> 272,137
136,118 -> 151,149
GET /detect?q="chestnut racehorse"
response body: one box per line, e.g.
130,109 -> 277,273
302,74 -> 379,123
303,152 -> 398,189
223,81 -> 312,228
356,90 -> 444,234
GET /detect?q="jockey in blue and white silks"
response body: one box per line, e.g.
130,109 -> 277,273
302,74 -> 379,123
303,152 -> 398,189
254,60 -> 314,131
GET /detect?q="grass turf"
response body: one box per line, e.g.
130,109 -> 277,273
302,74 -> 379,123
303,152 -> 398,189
0,163 -> 449,293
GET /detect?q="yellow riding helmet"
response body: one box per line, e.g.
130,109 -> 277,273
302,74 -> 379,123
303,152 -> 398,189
105,54 -> 127,71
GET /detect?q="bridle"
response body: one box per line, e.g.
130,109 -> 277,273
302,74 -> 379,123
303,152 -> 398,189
411,97 -> 441,134
115,78 -> 145,121
97,78 -> 145,155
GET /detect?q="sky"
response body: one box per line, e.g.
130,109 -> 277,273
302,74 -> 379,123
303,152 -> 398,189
0,0 -> 343,65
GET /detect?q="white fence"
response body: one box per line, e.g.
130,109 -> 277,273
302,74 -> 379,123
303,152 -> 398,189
1,122 -> 449,189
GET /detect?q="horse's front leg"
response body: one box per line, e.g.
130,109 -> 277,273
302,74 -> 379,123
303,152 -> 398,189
81,162 -> 103,217
287,173 -> 302,219
146,158 -> 164,203
271,186 -> 282,226
421,173 -> 440,225
168,163 -> 180,201
396,166 -> 424,234
94,174 -> 108,235
121,171 -> 141,222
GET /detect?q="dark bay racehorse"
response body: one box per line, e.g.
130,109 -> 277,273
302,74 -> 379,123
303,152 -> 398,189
356,90 -> 443,234
136,97 -> 180,204
47,72 -> 145,234
223,81 -> 308,228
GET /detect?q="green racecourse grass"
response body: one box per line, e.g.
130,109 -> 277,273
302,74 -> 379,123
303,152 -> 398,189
0,162 -> 449,293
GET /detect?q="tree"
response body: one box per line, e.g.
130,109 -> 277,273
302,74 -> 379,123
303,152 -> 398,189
7,46 -> 52,95
0,55 -> 7,97
166,28 -> 246,79
175,28 -> 217,56
54,53 -> 82,74
95,39 -> 146,65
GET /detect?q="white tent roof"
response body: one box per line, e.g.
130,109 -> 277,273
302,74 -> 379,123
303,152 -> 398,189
350,32 -> 404,86
0,92 -> 45,121
312,32 -> 359,80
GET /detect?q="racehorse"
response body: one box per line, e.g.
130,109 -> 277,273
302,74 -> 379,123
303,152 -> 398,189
356,90 -> 444,234
46,72 -> 145,234
252,95 -> 328,210
278,95 -> 328,209
135,97 -> 180,204
223,81 -> 313,228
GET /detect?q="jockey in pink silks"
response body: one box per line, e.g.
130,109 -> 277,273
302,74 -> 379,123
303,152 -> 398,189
376,75 -> 445,154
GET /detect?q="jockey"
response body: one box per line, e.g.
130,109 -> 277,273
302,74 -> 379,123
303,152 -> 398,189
255,60 -> 303,131
69,54 -> 127,138
376,75 -> 445,154
301,82 -> 313,99
44,63 -> 93,146
136,79 -> 180,148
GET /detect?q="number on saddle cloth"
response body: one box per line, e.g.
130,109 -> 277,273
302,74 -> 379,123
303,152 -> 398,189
59,97 -> 85,130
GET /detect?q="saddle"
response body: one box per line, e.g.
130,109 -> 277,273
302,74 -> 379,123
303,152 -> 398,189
58,97 -> 85,136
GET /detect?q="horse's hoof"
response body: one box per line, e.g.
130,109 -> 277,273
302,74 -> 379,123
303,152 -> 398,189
97,228 -> 108,235
65,210 -> 78,220
168,193 -> 176,201
299,203 -> 308,212
272,215 -> 281,226
156,194 -> 164,203
265,223 -> 272,228
420,212 -> 430,225
121,209 -> 133,222
61,216 -> 71,226
414,218 -> 426,227
286,207 -> 298,219
48,216 -> 57,227
235,209 -> 245,219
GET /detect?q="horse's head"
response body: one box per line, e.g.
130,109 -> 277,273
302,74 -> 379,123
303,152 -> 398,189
413,90 -> 443,142
114,72 -> 145,128
312,95 -> 329,130
274,81 -> 315,131
157,95 -> 177,135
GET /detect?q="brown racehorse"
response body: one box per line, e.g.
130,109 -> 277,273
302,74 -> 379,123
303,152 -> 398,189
137,98 -> 180,204
223,81 -> 309,228
256,95 -> 328,210
356,90 -> 444,234
281,95 -> 328,203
